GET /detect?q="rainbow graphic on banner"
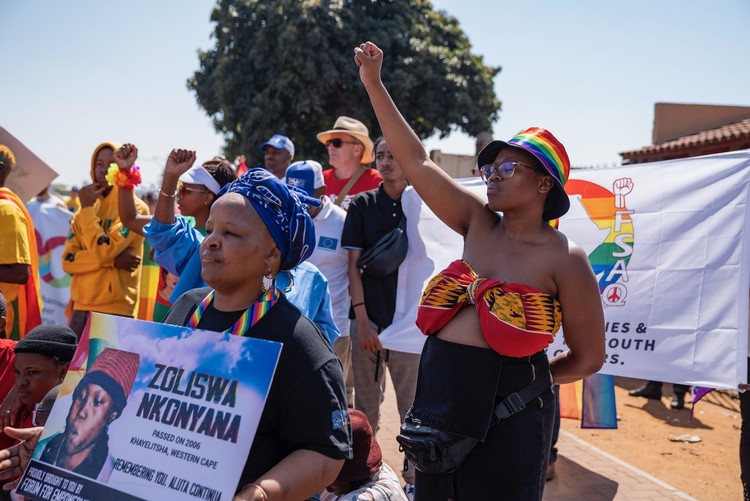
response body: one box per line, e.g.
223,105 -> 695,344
37,235 -> 71,288
566,179 -> 634,304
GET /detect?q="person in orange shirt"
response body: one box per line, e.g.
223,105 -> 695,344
62,142 -> 149,338
0,145 -> 42,341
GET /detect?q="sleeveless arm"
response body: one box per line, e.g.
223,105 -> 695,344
549,244 -> 606,384
356,42 -> 487,237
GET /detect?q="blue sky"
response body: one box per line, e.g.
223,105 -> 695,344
2,1 -> 749,188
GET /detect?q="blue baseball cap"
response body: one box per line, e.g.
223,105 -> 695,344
259,134 -> 295,158
285,160 -> 324,197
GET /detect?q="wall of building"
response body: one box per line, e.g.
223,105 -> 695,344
653,103 -> 750,144
428,150 -> 476,179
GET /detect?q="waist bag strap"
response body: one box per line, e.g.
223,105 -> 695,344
493,368 -> 554,421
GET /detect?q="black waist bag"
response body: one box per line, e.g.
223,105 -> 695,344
397,369 -> 553,475
396,417 -> 479,474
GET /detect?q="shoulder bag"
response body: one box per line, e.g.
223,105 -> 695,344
357,218 -> 408,278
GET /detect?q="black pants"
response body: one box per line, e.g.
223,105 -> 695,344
550,384 -> 560,463
412,337 -> 555,500
741,358 -> 750,500
644,380 -> 690,395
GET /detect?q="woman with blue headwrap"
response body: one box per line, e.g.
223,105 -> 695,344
163,169 -> 352,500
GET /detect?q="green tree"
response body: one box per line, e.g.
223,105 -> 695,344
189,0 -> 501,165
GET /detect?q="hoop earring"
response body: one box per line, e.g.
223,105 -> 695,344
261,270 -> 274,294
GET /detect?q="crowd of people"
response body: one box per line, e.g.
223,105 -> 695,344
0,41 -> 730,501
0,99 -> 422,499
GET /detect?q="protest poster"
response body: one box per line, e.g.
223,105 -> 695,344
381,149 -> 750,389
0,127 -> 57,203
16,313 -> 282,501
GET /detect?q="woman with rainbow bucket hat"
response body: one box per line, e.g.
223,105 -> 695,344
355,42 -> 605,499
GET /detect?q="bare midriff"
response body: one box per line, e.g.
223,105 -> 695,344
434,306 -> 492,349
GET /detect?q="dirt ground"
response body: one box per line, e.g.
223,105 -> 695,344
562,377 -> 742,500
379,374 -> 742,499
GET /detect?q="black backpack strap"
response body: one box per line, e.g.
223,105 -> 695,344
493,368 -> 554,421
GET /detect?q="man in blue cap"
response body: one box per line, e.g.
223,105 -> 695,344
286,160 -> 354,405
259,134 -> 295,179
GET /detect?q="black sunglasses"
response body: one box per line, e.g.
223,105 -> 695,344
325,138 -> 359,148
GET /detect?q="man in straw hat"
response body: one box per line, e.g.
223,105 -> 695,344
317,116 -> 382,210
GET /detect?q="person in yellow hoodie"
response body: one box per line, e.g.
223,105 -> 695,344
62,142 -> 149,338
0,145 -> 42,341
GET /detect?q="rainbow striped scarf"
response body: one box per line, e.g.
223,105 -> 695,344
188,287 -> 278,336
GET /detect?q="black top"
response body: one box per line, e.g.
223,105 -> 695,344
163,288 -> 352,491
40,430 -> 110,480
341,184 -> 404,329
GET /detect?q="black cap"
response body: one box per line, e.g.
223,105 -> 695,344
14,325 -> 78,362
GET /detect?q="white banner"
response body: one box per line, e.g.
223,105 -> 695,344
381,150 -> 750,389
25,201 -> 73,326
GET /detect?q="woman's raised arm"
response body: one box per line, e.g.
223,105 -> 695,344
152,149 -> 196,225
113,144 -> 152,236
355,41 -> 487,236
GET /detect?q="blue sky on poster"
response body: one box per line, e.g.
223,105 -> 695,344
2,0 -> 749,188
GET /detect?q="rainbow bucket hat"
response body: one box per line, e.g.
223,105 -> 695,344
478,127 -> 571,220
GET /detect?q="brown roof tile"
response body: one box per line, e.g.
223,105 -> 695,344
620,118 -> 750,160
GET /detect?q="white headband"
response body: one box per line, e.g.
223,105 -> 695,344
178,165 -> 222,194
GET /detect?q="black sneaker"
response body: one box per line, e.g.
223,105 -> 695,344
628,382 -> 662,400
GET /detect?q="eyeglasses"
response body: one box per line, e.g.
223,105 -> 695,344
479,161 -> 536,182
325,138 -> 359,149
177,182 -> 210,196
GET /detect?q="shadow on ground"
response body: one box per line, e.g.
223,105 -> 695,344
543,455 -> 618,500
617,377 -> 713,429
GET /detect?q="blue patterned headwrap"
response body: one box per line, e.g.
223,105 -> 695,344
219,168 -> 321,271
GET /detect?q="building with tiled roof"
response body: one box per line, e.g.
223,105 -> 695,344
620,103 -> 750,164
